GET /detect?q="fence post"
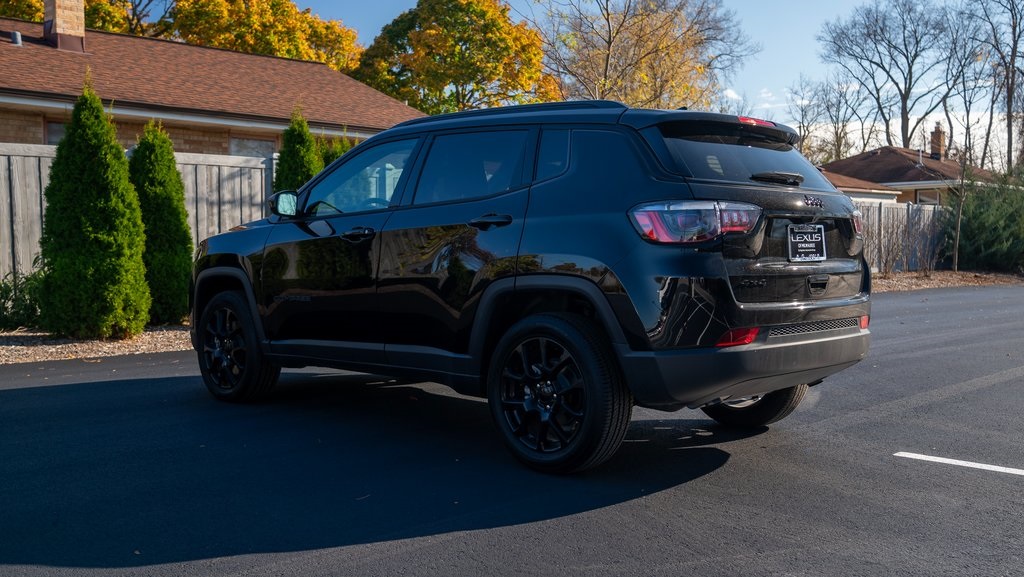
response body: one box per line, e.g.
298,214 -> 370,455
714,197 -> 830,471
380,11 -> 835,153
877,202 -> 883,273
264,153 -> 277,217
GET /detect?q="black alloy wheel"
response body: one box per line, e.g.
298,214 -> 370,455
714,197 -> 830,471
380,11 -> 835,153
197,291 -> 279,402
498,335 -> 587,453
488,313 -> 632,473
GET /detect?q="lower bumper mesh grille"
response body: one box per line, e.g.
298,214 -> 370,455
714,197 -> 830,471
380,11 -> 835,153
768,317 -> 859,338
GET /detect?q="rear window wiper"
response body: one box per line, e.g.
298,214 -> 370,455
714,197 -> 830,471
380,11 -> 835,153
750,171 -> 804,186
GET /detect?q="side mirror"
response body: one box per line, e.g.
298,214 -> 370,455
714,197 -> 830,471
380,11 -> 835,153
268,191 -> 298,217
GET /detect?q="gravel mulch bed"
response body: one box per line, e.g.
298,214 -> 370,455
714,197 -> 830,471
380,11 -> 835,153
870,270 -> 1024,292
2,270 -> 1022,365
0,324 -> 192,366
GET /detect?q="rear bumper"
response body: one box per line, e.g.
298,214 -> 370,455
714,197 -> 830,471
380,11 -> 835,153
618,328 -> 869,410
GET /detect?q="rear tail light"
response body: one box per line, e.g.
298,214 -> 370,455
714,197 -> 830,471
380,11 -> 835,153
630,201 -> 761,244
860,315 -> 869,329
852,209 -> 864,235
716,327 -> 760,347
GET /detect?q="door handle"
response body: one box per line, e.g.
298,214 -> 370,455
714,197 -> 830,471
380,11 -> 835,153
468,214 -> 513,230
340,226 -> 376,242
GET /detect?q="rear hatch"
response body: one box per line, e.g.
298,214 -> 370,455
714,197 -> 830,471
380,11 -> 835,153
651,117 -> 866,304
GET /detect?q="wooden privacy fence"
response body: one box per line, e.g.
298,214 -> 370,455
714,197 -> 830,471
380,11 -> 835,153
0,143 -> 273,278
0,144 -> 49,279
854,201 -> 945,274
174,152 -> 273,248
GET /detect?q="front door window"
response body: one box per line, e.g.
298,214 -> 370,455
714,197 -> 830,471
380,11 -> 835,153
303,139 -> 417,216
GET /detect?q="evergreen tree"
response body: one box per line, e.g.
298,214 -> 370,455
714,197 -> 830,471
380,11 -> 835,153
39,84 -> 151,338
943,179 -> 1024,272
318,133 -> 353,167
274,109 -> 323,191
129,121 -> 194,324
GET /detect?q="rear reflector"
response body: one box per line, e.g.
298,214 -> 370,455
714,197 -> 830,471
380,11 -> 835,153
716,327 -> 760,347
860,315 -> 870,329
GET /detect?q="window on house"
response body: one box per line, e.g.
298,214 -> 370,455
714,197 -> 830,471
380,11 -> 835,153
46,122 -> 66,145
916,190 -> 940,205
230,137 -> 277,158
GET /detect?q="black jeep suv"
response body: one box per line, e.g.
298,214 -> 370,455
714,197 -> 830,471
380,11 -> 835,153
190,101 -> 870,473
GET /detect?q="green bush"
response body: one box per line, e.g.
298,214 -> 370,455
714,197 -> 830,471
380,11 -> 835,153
318,133 -> 353,166
274,109 -> 323,191
38,84 -> 151,338
944,180 -> 1024,273
129,121 -> 194,324
0,267 -> 44,330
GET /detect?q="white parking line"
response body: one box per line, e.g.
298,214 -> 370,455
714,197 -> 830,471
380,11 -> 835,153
894,452 -> 1024,477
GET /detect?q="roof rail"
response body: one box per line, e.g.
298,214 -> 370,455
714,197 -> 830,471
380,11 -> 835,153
394,100 -> 628,128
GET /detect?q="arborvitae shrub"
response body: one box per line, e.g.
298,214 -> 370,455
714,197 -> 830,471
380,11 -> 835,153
38,84 -> 151,338
944,181 -> 1024,273
129,121 -> 194,324
274,109 -> 323,191
318,133 -> 353,166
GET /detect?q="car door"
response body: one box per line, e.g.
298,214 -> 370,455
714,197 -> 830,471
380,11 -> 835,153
377,128 -> 534,367
260,137 -> 420,364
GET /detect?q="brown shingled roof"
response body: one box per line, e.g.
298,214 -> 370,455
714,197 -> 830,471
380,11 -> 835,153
821,146 -> 995,185
819,169 -> 897,192
0,18 -> 424,132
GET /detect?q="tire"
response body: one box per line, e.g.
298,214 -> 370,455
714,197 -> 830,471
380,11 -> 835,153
700,384 -> 808,428
196,291 -> 280,402
487,313 -> 633,474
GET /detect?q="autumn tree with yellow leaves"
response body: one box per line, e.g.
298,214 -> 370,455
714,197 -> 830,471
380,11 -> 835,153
527,0 -> 756,109
171,0 -> 361,72
353,0 -> 559,114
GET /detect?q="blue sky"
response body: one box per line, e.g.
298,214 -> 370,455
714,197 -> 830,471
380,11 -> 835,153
296,0 -> 864,123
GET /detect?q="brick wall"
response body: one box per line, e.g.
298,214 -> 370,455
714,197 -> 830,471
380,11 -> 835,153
114,121 -> 147,149
0,109 -> 45,144
163,126 -> 232,155
0,106 -> 269,155
114,122 -> 232,154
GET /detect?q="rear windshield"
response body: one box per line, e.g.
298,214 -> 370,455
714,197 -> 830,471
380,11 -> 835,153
659,122 -> 834,190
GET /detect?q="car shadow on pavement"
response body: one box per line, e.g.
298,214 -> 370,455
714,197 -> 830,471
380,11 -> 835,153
0,370 -> 764,569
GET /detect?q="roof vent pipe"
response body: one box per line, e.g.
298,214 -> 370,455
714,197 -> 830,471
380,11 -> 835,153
12,31 -> 22,46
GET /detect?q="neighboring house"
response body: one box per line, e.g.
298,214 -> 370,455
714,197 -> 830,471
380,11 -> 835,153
819,169 -> 899,204
0,0 -> 424,157
822,124 -> 996,205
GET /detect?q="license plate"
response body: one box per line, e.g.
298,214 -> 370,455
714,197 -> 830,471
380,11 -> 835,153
788,224 -> 826,262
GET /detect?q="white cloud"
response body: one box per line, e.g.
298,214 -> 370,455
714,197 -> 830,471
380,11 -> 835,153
723,88 -> 742,101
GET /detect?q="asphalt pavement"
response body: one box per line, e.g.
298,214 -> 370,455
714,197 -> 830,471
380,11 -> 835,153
1,285 -> 1022,576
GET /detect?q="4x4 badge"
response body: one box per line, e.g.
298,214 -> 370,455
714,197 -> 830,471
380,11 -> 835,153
803,195 -> 824,208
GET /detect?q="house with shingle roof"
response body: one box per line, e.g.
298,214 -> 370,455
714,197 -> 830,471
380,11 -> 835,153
0,0 -> 424,157
819,169 -> 899,203
822,124 -> 996,205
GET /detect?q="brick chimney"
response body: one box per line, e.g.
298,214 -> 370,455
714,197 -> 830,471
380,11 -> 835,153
930,122 -> 946,160
43,0 -> 85,52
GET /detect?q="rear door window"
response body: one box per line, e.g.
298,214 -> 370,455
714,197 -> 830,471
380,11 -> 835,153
659,122 -> 834,190
413,130 -> 529,205
535,129 -> 569,181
